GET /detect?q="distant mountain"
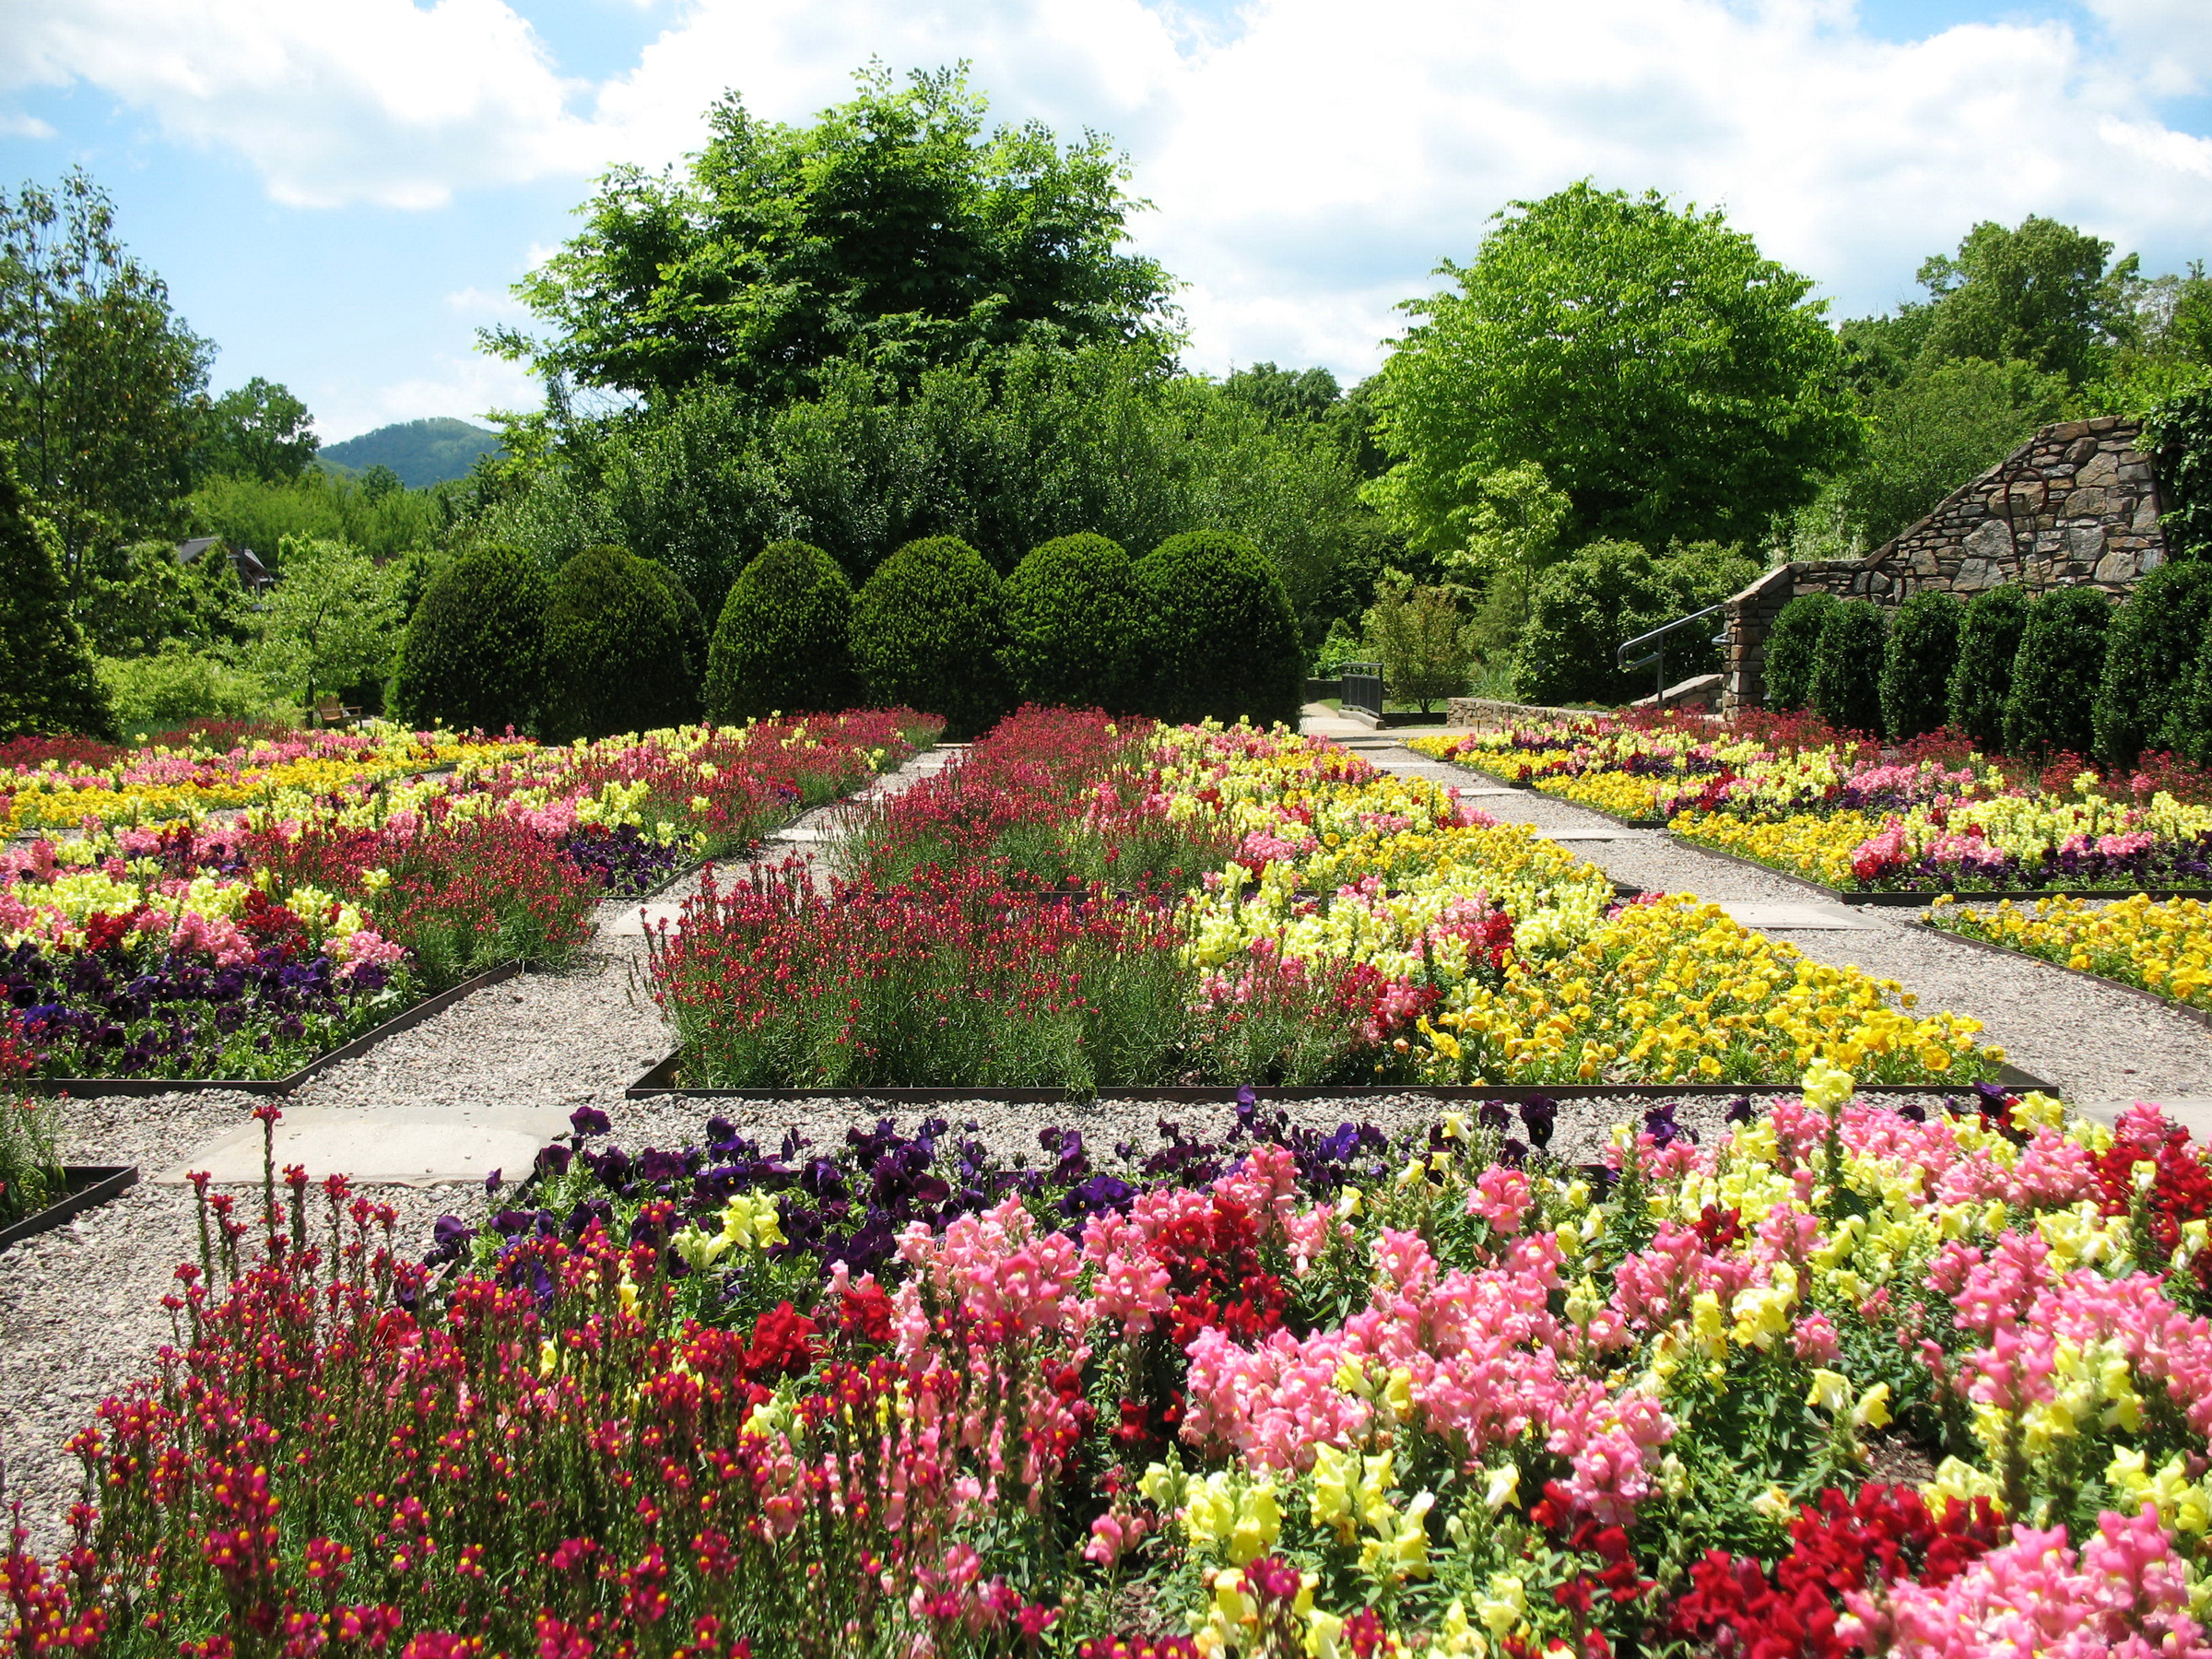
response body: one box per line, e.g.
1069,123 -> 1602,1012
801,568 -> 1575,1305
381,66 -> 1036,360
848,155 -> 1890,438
321,418 -> 504,488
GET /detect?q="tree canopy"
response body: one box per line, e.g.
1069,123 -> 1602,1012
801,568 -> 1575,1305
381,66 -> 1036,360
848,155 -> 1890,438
489,65 -> 1179,410
1365,182 -> 1862,559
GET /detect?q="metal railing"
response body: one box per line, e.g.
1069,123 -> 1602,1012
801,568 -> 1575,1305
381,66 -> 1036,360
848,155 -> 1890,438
1615,603 -> 1727,706
1339,661 -> 1385,719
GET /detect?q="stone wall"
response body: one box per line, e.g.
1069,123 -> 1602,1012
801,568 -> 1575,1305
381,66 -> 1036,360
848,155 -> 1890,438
1721,417 -> 2168,714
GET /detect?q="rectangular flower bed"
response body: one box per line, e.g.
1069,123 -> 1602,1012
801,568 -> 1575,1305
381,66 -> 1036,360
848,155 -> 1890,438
1921,892 -> 2212,1031
1667,828 -> 2212,907
0,1164 -> 138,1251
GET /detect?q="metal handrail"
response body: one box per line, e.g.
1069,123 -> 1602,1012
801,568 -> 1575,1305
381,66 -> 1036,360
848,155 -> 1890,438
1614,601 -> 1729,707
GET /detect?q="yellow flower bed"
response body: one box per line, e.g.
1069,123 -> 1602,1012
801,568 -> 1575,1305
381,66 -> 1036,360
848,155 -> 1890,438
1534,771 -> 1666,820
1669,807 -> 1868,888
1418,895 -> 1995,1086
1929,892 -> 2212,1013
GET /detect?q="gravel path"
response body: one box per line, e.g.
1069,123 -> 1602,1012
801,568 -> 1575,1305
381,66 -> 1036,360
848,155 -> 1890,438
1359,737 -> 2212,1112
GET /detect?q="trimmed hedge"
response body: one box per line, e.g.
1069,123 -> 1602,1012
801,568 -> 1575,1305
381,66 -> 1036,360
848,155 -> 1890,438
0,445 -> 117,742
1810,600 -> 1887,735
542,546 -> 689,741
2002,585 -> 2112,759
1135,530 -> 1303,727
1946,583 -> 2032,751
1762,593 -> 1835,712
1879,590 -> 1963,741
2092,559 -> 2212,766
704,540 -> 858,723
391,541 -> 549,734
1001,534 -> 1145,712
851,536 -> 1009,740
635,556 -> 708,722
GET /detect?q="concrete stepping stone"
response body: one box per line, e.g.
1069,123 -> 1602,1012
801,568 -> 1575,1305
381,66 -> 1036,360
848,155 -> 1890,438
1543,830 -> 1662,842
2086,1095 -> 2212,1134
159,1104 -> 576,1188
1716,902 -> 1885,931
604,900 -> 686,936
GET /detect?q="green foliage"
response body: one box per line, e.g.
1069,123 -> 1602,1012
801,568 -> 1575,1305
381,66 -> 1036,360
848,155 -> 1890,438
2179,635 -> 2212,766
1363,575 -> 1467,713
704,540 -> 857,723
2002,585 -> 2112,759
1840,359 -> 2069,547
391,542 -> 550,734
504,344 -> 1388,648
1810,600 -> 1888,735
851,536 -> 1009,739
0,169 -> 212,580
1762,594 -> 1836,712
80,537 -> 252,657
1366,182 -> 1861,557
543,545 -> 690,741
2147,385 -> 2212,562
1947,583 -> 2033,751
492,65 -> 1176,409
999,533 -> 1143,712
1219,363 -> 1343,427
97,645 -> 287,736
0,444 -> 117,739
245,535 -> 403,709
322,418 -> 502,488
1514,539 -> 1755,707
195,377 -> 318,484
192,469 -> 452,564
1915,217 -> 2140,389
1879,590 -> 1964,741
636,556 -> 708,721
1135,530 -> 1303,727
2092,559 -> 2212,765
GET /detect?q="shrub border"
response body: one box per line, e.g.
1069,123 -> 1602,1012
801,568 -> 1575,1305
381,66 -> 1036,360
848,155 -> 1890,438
0,1165 -> 139,1252
1912,916 -> 2212,1035
624,1049 -> 2053,1101
1665,831 -> 2212,908
24,960 -> 524,1099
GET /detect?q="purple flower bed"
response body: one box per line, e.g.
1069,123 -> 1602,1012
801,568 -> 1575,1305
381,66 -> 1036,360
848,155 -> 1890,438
557,824 -> 694,898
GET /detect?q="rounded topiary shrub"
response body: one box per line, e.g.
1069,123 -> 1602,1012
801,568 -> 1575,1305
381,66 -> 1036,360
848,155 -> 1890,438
1135,530 -> 1303,727
1761,593 -> 1835,712
1000,534 -> 1144,712
851,536 -> 1010,740
1879,590 -> 1963,741
542,546 -> 689,741
2002,585 -> 2112,759
704,540 -> 857,723
634,555 -> 708,722
391,542 -> 549,734
2091,559 -> 2212,766
1810,601 -> 1887,735
1945,583 -> 2033,752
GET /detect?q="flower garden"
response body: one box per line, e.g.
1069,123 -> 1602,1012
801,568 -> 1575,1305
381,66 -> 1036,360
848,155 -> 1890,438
8,706 -> 2212,1659
646,711 -> 1996,1090
0,712 -> 937,1081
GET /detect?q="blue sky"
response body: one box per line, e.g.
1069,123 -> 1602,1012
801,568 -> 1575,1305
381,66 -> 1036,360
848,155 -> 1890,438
3,0 -> 2208,442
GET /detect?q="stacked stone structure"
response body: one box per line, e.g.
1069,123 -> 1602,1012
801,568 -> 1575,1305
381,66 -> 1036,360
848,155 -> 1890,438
1722,417 -> 2167,714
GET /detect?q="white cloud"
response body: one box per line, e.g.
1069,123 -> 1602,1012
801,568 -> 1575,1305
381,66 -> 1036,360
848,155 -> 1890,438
313,348 -> 540,443
6,0 -> 2212,383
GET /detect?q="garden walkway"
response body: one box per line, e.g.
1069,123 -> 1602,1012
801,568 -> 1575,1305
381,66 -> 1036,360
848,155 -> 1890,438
1308,717 -> 2212,1131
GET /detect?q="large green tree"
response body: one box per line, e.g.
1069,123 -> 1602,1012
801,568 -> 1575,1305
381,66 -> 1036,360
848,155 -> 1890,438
0,170 -> 212,581
195,376 -> 319,484
0,443 -> 117,740
1838,358 -> 2068,545
1914,216 -> 2141,389
490,65 -> 1177,409
1367,182 -> 1861,557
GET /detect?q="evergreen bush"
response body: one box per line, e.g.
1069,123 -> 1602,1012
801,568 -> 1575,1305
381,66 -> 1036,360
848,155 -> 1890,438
851,536 -> 1010,739
1761,593 -> 1835,712
1879,590 -> 1963,741
1000,534 -> 1144,712
391,541 -> 549,734
1810,600 -> 1887,735
704,540 -> 858,723
1134,530 -> 1303,726
2002,585 -> 2112,759
541,546 -> 689,741
0,445 -> 118,742
1945,583 -> 2033,751
2178,634 -> 2212,766
2091,559 -> 2212,766
636,556 -> 708,721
